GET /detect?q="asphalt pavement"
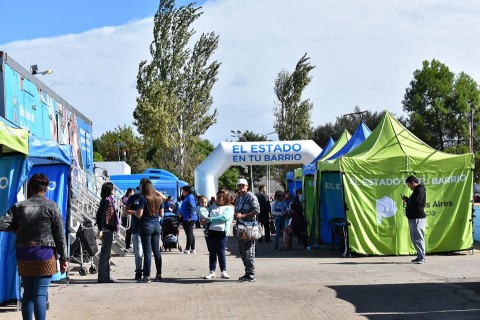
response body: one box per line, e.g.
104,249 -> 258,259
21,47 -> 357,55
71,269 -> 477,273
1,228 -> 480,320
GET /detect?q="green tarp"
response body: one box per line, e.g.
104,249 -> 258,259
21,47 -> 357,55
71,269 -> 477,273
323,112 -> 474,255
0,120 -> 28,155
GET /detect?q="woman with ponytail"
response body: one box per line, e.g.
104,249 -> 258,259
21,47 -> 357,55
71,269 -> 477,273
135,179 -> 165,282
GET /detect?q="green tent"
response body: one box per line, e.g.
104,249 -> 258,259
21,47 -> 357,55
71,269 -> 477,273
0,119 -> 28,154
323,112 -> 474,255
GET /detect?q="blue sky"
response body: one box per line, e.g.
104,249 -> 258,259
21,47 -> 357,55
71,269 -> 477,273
1,1 -> 480,145
0,0 -> 203,43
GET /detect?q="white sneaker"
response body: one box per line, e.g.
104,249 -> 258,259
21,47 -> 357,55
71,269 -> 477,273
221,271 -> 230,279
203,271 -> 216,279
183,250 -> 190,254
190,249 -> 196,254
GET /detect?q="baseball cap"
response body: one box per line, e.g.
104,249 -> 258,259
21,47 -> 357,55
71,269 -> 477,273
237,178 -> 248,186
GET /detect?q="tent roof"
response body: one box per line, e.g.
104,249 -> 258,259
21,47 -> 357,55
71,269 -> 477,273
0,118 -> 28,155
327,122 -> 371,161
309,137 -> 335,164
324,111 -> 474,174
303,137 -> 336,175
28,135 -> 72,165
315,130 -> 351,170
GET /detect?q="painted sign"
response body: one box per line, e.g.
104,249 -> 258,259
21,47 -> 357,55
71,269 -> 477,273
195,140 -> 322,198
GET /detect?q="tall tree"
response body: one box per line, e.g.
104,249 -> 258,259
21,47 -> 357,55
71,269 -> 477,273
134,0 -> 220,182
402,59 -> 480,151
273,53 -> 315,141
273,53 -> 315,188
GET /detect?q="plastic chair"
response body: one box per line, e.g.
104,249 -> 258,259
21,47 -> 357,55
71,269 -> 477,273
328,217 -> 347,252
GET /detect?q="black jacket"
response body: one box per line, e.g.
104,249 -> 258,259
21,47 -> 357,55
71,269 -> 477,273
405,184 -> 427,219
0,195 -> 67,261
96,198 -> 117,232
255,192 -> 270,221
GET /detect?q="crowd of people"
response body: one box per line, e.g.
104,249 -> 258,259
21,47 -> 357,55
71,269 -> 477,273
97,177 -> 310,284
0,172 -> 309,318
0,171 -> 427,318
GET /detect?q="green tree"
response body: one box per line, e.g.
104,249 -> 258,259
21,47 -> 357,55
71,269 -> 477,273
273,53 -> 315,141
273,53 -> 315,188
218,168 -> 239,192
402,59 -> 480,151
93,125 -> 148,173
93,151 -> 104,162
134,0 -> 220,182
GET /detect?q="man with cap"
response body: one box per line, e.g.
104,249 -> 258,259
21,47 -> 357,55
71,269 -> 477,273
234,178 -> 260,282
402,175 -> 427,264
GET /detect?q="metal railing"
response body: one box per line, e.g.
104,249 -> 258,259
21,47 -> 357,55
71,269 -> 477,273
70,166 -> 129,253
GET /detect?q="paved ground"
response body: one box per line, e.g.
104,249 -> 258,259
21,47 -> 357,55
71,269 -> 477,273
2,228 -> 480,320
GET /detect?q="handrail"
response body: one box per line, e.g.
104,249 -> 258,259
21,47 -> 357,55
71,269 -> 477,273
71,166 -> 128,229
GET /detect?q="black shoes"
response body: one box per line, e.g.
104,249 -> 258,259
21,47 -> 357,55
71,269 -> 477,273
239,274 -> 255,282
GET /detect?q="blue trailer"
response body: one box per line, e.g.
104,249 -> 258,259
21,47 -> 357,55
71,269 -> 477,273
0,51 -> 93,172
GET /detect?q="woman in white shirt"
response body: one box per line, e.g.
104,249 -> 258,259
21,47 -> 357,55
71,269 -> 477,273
201,190 -> 234,280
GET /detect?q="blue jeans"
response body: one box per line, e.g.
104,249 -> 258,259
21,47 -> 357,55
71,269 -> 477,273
98,230 -> 113,282
132,233 -> 143,274
409,218 -> 426,260
206,230 -> 228,272
140,220 -> 162,278
274,216 -> 285,248
22,275 -> 52,320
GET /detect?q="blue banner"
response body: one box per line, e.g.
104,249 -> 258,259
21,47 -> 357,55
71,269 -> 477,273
28,165 -> 70,281
0,156 -> 30,303
319,172 -> 345,244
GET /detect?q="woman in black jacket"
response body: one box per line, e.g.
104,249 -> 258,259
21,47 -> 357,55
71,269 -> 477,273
0,173 -> 68,320
96,182 -> 119,283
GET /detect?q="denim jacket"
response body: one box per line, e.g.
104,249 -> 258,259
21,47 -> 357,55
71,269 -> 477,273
0,195 -> 67,261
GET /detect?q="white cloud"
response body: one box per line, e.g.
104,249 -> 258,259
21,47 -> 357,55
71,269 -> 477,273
3,0 -> 480,145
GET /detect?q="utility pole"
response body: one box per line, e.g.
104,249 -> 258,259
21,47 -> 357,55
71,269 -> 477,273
469,108 -> 473,154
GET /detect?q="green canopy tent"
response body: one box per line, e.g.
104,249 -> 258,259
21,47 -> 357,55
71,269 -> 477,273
321,111 -> 474,255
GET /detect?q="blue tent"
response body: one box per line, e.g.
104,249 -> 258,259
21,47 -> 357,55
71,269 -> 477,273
319,123 -> 371,244
28,135 -> 72,281
307,137 -> 336,165
285,171 -> 302,196
326,123 -> 371,161
110,169 -> 188,200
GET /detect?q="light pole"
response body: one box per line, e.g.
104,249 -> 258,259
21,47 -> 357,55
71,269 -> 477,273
114,141 -> 127,161
30,64 -> 54,76
262,131 -> 276,199
230,130 -> 254,188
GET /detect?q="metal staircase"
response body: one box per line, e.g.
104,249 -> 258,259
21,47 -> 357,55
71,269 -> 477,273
69,166 -> 129,270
